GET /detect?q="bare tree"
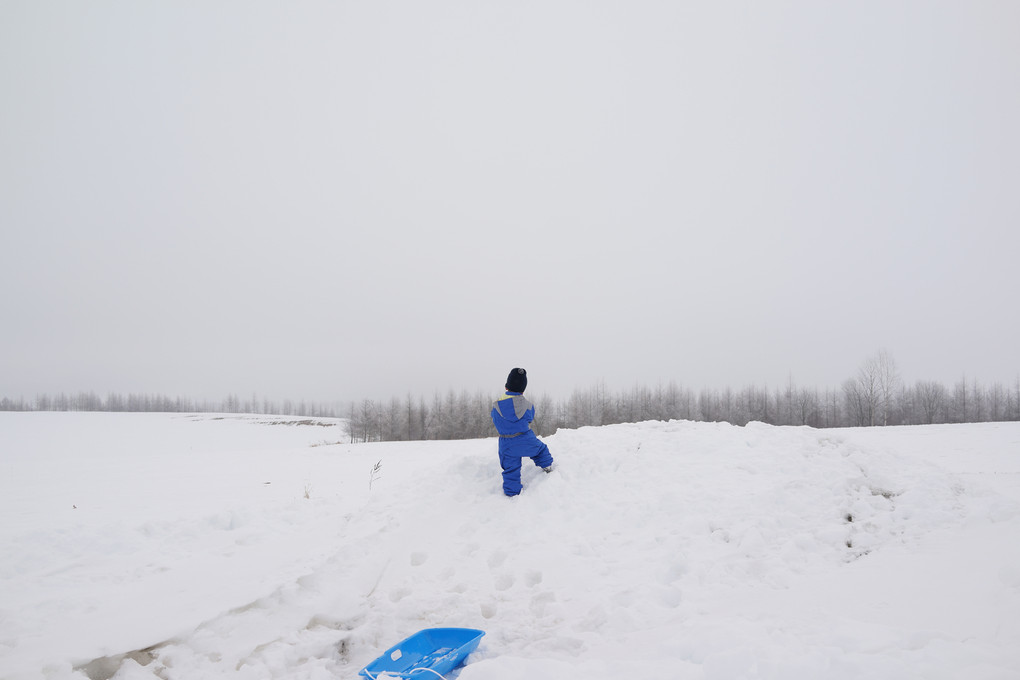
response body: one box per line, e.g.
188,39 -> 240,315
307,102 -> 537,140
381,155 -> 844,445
874,351 -> 901,426
951,377 -> 969,423
971,377 -> 986,422
843,351 -> 899,426
699,388 -> 722,422
1014,375 -> 1020,420
915,380 -> 946,424
988,382 -> 1007,422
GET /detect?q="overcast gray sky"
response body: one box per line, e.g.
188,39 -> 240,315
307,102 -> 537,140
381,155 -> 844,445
2,1 -> 1018,403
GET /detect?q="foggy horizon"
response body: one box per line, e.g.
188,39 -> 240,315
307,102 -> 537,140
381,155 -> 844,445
3,2 -> 1018,406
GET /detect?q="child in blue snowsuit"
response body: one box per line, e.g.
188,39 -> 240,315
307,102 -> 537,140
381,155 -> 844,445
491,368 -> 554,496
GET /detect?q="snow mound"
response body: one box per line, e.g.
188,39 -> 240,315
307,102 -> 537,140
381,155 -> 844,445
1,414 -> 1018,679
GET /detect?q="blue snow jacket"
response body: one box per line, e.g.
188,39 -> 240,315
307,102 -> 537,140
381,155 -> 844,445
491,391 -> 536,437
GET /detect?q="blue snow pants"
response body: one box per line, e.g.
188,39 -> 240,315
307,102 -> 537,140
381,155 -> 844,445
498,431 -> 553,497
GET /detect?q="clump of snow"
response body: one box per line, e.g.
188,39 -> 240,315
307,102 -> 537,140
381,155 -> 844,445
1,413 -> 1019,679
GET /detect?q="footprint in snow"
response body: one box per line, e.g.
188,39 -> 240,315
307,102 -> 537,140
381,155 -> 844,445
494,574 -> 515,591
487,550 -> 508,568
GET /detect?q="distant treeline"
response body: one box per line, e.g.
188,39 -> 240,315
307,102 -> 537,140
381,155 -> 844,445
0,392 -> 343,418
4,353 -> 1019,442
344,366 -> 1020,443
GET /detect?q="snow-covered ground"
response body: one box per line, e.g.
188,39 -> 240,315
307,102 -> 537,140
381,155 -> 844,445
1,412 -> 1018,680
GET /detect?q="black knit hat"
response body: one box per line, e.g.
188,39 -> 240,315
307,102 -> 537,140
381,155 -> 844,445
505,367 -> 528,393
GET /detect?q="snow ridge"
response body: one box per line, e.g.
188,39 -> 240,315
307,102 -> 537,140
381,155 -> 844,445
1,414 -> 1018,679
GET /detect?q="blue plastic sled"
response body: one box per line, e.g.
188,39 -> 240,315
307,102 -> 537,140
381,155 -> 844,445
359,627 -> 485,679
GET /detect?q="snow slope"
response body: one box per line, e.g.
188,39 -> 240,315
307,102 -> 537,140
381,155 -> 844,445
1,413 -> 1018,679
